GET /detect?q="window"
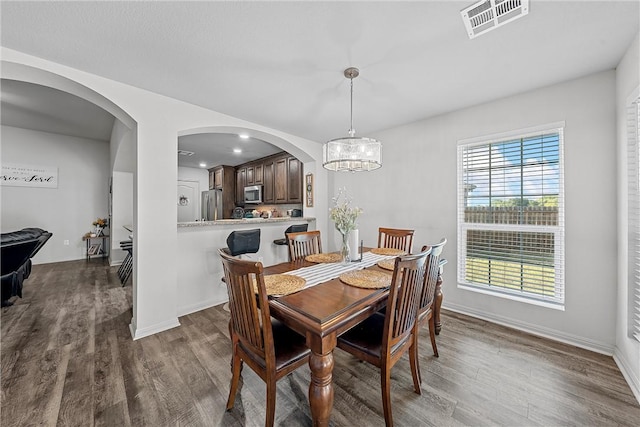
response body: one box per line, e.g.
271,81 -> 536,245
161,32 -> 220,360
457,123 -> 565,307
627,92 -> 640,341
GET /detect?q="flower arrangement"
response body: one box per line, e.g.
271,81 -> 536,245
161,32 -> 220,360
92,218 -> 108,227
329,188 -> 362,235
330,188 -> 362,262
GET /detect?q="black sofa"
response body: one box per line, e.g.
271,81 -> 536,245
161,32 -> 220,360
1,228 -> 52,306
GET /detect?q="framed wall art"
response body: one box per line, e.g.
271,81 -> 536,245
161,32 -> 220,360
305,173 -> 313,207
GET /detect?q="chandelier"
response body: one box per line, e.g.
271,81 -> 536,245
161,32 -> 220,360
322,67 -> 382,172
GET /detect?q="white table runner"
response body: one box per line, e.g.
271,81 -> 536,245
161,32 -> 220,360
283,251 -> 395,288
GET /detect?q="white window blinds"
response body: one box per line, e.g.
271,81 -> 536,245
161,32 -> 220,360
628,95 -> 640,341
458,125 -> 565,306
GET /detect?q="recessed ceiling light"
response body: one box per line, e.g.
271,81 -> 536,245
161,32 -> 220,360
199,162 -> 207,168
233,148 -> 242,154
239,133 -> 249,139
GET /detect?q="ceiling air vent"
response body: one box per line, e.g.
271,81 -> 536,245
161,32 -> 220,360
177,150 -> 195,156
461,0 -> 529,39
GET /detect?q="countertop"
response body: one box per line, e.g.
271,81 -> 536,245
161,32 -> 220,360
177,217 -> 315,228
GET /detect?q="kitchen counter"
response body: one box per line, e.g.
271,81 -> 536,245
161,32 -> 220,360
177,217 -> 315,227
176,216 -> 316,317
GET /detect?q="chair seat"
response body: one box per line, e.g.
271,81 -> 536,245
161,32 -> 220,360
271,319 -> 310,370
337,312 -> 386,359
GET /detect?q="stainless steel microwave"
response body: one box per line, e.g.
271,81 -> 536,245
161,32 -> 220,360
244,185 -> 263,204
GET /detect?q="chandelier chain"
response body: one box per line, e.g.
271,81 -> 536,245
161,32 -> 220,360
349,76 -> 355,137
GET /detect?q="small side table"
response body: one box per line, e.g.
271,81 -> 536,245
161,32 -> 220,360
82,234 -> 109,261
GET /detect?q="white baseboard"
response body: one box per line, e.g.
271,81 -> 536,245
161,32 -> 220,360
443,302 -> 615,355
613,348 -> 640,405
177,296 -> 228,317
129,318 -> 181,340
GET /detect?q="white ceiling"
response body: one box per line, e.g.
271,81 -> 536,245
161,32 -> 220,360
1,1 -> 638,155
1,79 -> 115,141
177,133 -> 283,169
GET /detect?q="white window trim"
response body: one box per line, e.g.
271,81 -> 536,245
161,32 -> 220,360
457,122 -> 565,308
627,87 -> 640,342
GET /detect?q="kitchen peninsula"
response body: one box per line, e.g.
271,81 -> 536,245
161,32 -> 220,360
176,216 -> 316,316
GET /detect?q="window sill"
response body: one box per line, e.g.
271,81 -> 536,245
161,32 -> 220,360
457,283 -> 565,311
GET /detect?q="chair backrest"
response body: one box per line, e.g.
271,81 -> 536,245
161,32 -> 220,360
284,224 -> 309,238
286,230 -> 322,262
219,249 -> 275,363
383,248 -> 431,352
378,227 -> 415,253
418,238 -> 447,316
226,228 -> 261,256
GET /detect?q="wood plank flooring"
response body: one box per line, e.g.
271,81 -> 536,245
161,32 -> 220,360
2,259 -> 639,426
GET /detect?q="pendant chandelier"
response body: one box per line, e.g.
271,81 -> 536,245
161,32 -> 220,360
322,67 -> 382,172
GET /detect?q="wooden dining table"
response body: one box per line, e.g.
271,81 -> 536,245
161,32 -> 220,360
264,252 -> 391,427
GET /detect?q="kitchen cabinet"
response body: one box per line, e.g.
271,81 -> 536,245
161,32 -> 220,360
236,167 -> 246,205
254,164 -> 263,184
208,169 -> 215,190
214,167 -> 223,189
274,157 -> 288,203
246,166 -> 254,185
235,152 -> 303,205
263,161 -> 274,203
210,165 -> 236,218
287,156 -> 302,203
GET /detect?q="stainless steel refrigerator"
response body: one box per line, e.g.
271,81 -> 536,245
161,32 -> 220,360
201,189 -> 223,221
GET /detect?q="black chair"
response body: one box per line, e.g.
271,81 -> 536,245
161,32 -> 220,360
273,224 -> 308,246
225,228 -> 261,257
118,238 -> 133,287
1,228 -> 52,306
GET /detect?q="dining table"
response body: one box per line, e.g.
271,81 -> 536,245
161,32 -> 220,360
264,249 -> 397,427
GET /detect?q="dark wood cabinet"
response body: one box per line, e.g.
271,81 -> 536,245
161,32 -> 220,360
208,169 -> 215,190
274,157 -> 288,203
254,164 -> 263,184
214,168 -> 223,189
246,166 -> 254,186
236,167 -> 246,206
287,157 -> 302,203
235,152 -> 303,205
263,161 -> 274,203
208,165 -> 236,218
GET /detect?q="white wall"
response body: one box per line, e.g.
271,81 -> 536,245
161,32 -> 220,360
177,165 -> 209,220
1,125 -> 110,263
333,70 -> 619,354
111,171 -> 133,264
177,166 -> 209,193
615,33 -> 640,402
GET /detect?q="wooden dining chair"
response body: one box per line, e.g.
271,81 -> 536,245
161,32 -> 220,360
286,230 -> 322,262
219,249 -> 311,427
377,227 -> 415,253
412,238 -> 447,385
336,248 -> 431,426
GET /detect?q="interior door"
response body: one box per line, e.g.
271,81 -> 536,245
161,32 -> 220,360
177,180 -> 199,222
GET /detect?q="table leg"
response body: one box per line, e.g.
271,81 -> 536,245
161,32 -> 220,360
434,270 -> 443,335
308,350 -> 334,427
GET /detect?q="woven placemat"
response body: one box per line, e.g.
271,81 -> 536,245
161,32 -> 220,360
305,252 -> 342,263
370,247 -> 406,256
253,274 -> 306,296
377,259 -> 396,271
340,270 -> 392,289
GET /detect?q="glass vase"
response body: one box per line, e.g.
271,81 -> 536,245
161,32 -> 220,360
341,232 -> 351,264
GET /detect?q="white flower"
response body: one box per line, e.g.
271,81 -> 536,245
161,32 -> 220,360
329,187 -> 362,236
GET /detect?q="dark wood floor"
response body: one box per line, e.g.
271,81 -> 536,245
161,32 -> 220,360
2,260 -> 639,426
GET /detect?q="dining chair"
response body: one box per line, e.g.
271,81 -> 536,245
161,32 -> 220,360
286,230 -> 322,262
377,227 -> 415,253
336,248 -> 431,426
412,238 -> 447,387
219,249 -> 311,427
